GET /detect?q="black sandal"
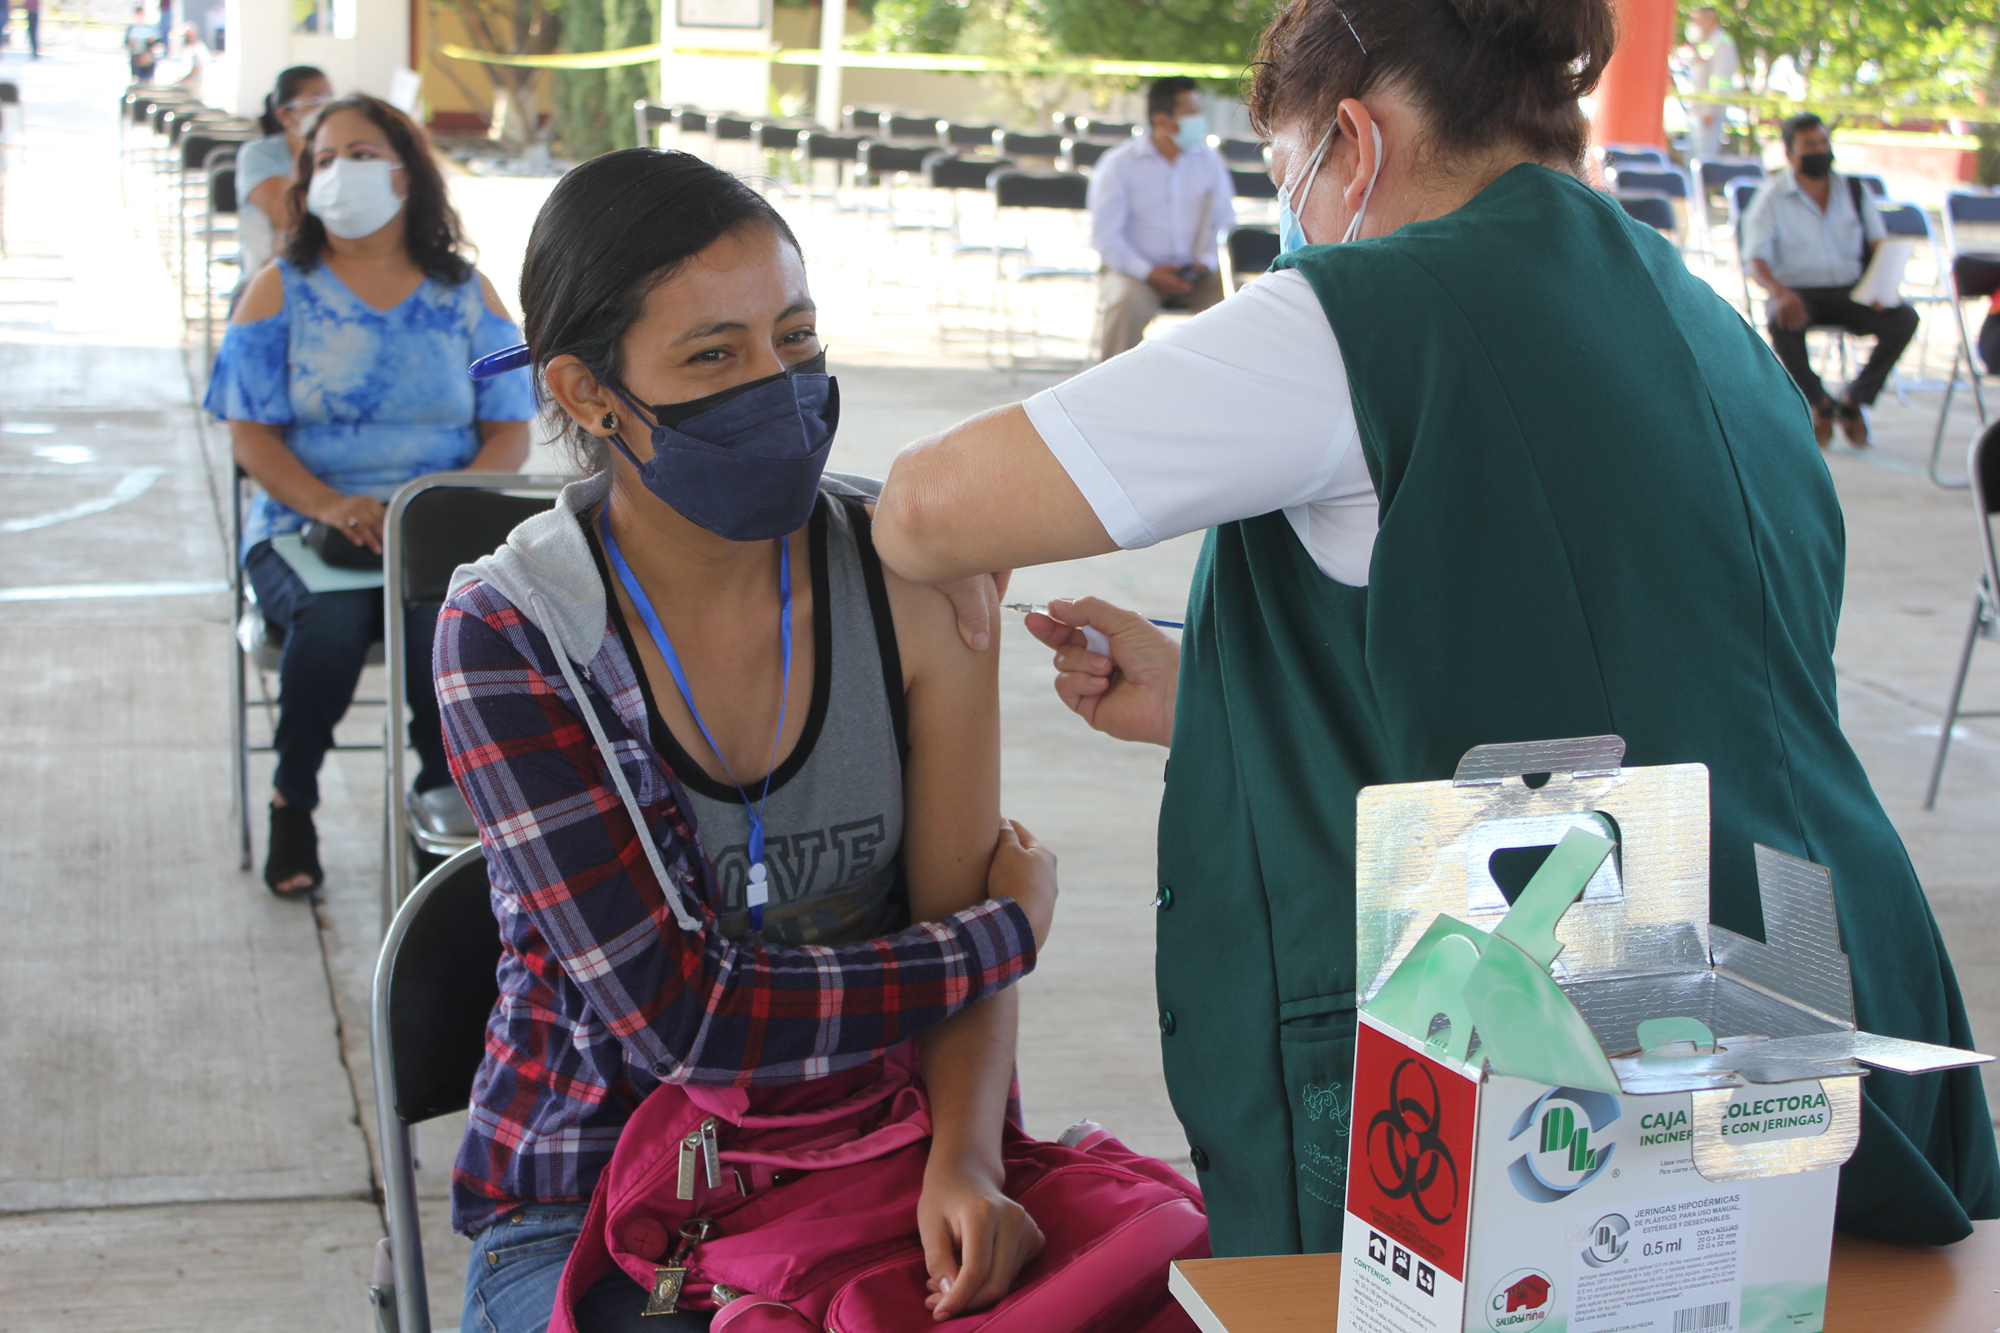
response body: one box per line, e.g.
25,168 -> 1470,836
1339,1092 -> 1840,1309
264,803 -> 324,898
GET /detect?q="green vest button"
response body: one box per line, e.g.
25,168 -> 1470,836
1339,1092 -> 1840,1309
1155,885 -> 1173,910
1189,1145 -> 1210,1171
1159,1009 -> 1176,1035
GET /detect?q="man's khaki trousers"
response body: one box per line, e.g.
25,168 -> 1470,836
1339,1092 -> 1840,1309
1093,268 -> 1226,361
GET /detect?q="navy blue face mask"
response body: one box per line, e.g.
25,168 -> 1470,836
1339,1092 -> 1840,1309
469,344 -> 839,543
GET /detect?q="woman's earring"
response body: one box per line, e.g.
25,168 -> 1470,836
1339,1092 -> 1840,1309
600,411 -> 617,432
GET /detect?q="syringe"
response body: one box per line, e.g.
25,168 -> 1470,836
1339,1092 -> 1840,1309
1001,603 -> 1183,657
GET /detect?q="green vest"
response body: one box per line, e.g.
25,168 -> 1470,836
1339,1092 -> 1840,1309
1153,164 -> 1999,1255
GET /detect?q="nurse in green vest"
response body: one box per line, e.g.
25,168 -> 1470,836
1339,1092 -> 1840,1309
873,0 -> 1999,1256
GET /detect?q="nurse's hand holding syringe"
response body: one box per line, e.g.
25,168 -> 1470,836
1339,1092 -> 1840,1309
1015,597 -> 1179,748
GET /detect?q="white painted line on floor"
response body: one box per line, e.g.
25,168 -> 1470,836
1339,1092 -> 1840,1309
0,579 -> 228,602
0,466 -> 164,532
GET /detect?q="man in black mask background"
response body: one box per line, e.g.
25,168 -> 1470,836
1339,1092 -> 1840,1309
1742,112 -> 1917,447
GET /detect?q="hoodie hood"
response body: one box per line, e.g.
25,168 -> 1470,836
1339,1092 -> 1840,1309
449,471 -> 885,669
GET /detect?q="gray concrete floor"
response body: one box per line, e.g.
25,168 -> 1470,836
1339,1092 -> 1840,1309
2,40 -> 1997,1333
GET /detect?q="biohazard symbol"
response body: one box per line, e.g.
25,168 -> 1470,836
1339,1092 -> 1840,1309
1365,1058 -> 1461,1225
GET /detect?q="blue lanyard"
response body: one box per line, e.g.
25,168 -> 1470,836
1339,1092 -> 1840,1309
600,516 -> 792,931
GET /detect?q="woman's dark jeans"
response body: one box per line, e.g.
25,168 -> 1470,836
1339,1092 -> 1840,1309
244,538 -> 449,812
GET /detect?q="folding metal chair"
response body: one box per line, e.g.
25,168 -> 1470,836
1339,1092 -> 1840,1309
843,107 -> 887,135
1608,166 -> 1698,255
796,131 -> 866,206
1225,225 -> 1280,290
883,114 -> 946,144
986,169 -> 1096,378
709,114 -> 756,173
368,844 -> 500,1333
1616,192 -> 1681,247
1213,137 -> 1269,167
1231,166 -> 1278,228
633,99 -> 677,149
1875,201 -> 1947,396
1929,193 -> 2000,487
997,131 -> 1065,163
944,122 -> 1004,151
200,152 -> 239,368
1727,176 -> 1766,319
230,466 -> 386,873
1603,144 -> 1669,171
382,472 -> 565,927
926,154 -> 1019,348
1923,420 -> 2000,809
1695,158 -> 1764,235
1075,118 -> 1137,141
1064,138 -> 1112,171
1848,172 -> 1888,198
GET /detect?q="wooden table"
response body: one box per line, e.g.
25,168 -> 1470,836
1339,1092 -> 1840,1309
1170,1221 -> 2000,1333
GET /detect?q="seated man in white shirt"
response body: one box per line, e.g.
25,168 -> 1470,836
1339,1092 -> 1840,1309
1086,77 -> 1237,361
1742,112 -> 1917,448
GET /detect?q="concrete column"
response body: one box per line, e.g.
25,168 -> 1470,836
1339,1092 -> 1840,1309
219,0 -> 290,116
661,0 -> 773,116
812,0 -> 843,128
1593,0 -> 1675,149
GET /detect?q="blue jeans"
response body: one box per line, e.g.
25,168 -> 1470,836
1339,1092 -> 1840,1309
243,539 -> 449,812
463,1205 -> 714,1333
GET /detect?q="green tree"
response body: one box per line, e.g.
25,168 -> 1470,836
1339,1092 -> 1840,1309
1036,0 -> 1274,67
552,0 -> 661,160
1719,0 -> 1993,107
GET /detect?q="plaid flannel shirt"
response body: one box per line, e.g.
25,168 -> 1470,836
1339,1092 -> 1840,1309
436,577 -> 1037,1236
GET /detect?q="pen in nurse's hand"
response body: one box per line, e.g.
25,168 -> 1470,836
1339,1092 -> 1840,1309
1001,603 -> 1184,658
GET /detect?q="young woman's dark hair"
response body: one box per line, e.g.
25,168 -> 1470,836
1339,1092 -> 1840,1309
258,64 -> 327,136
285,94 -> 472,286
1247,0 -> 1617,169
519,148 -> 803,473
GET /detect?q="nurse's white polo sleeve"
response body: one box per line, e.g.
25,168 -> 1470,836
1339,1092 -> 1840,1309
1022,268 -> 1379,585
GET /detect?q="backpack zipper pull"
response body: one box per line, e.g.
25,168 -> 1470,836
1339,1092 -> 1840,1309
676,1125 -> 702,1201
700,1117 -> 722,1189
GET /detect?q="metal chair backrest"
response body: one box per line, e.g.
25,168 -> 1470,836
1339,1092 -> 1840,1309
0,82 -> 17,106
1944,191 -> 2000,254
755,121 -> 805,151
1974,422 -> 2000,600
1698,159 -> 1764,195
1065,139 -> 1112,170
676,108 -> 713,133
183,129 -> 253,171
377,846 -> 499,1125
886,114 -> 945,142
801,131 -> 865,161
858,142 -> 935,176
370,843 -> 499,1333
1076,119 -> 1137,140
845,107 -> 884,134
926,154 -> 1012,192
1848,172 -> 1888,197
945,122 -> 1003,149
636,100 -> 675,129
1618,193 -> 1678,234
1050,112 -> 1080,136
712,115 -> 755,141
210,163 -> 237,215
1604,146 -> 1668,170
998,131 -> 1065,158
1609,166 -> 1689,199
1214,137 -> 1267,165
396,483 -> 558,604
1228,226 -> 1281,280
991,169 -> 1089,211
1876,201 -> 1929,241
1232,168 -> 1278,200
1726,178 -> 1762,231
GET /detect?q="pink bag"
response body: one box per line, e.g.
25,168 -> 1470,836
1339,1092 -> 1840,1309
551,1044 -> 1208,1332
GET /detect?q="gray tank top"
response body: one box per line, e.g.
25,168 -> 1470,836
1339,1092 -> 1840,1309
594,490 -> 910,948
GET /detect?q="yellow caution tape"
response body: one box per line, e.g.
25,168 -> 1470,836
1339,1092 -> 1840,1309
437,41 -> 1241,79
1681,89 -> 2000,128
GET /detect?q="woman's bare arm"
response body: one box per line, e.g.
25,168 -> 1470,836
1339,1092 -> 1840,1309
247,174 -> 300,241
886,557 -> 1047,1320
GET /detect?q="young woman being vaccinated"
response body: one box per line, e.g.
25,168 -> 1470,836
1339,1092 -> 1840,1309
434,150 -> 1069,1331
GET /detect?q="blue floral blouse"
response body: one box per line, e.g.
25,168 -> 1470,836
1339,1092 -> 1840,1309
205,258 -> 535,553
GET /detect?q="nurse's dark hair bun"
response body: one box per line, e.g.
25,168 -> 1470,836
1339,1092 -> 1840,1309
1248,0 -> 1616,169
519,149 -> 802,475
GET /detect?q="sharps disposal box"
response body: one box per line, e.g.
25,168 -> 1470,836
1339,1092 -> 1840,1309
1336,736 -> 1989,1333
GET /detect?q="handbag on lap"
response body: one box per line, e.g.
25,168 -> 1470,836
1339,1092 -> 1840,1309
550,1042 -> 1208,1333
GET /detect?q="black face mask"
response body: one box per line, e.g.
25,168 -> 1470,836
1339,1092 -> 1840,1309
1797,151 -> 1834,181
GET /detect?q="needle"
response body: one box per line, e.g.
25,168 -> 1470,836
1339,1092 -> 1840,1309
1001,603 -> 1183,657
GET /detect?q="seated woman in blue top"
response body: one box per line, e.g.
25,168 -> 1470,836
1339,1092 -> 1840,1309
234,64 -> 332,281
205,94 -> 534,897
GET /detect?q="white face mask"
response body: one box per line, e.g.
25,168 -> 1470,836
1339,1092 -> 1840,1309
1278,120 -> 1384,253
307,156 -> 405,240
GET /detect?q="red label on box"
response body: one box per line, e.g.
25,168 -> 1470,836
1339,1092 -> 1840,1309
1345,1019 -> 1477,1282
